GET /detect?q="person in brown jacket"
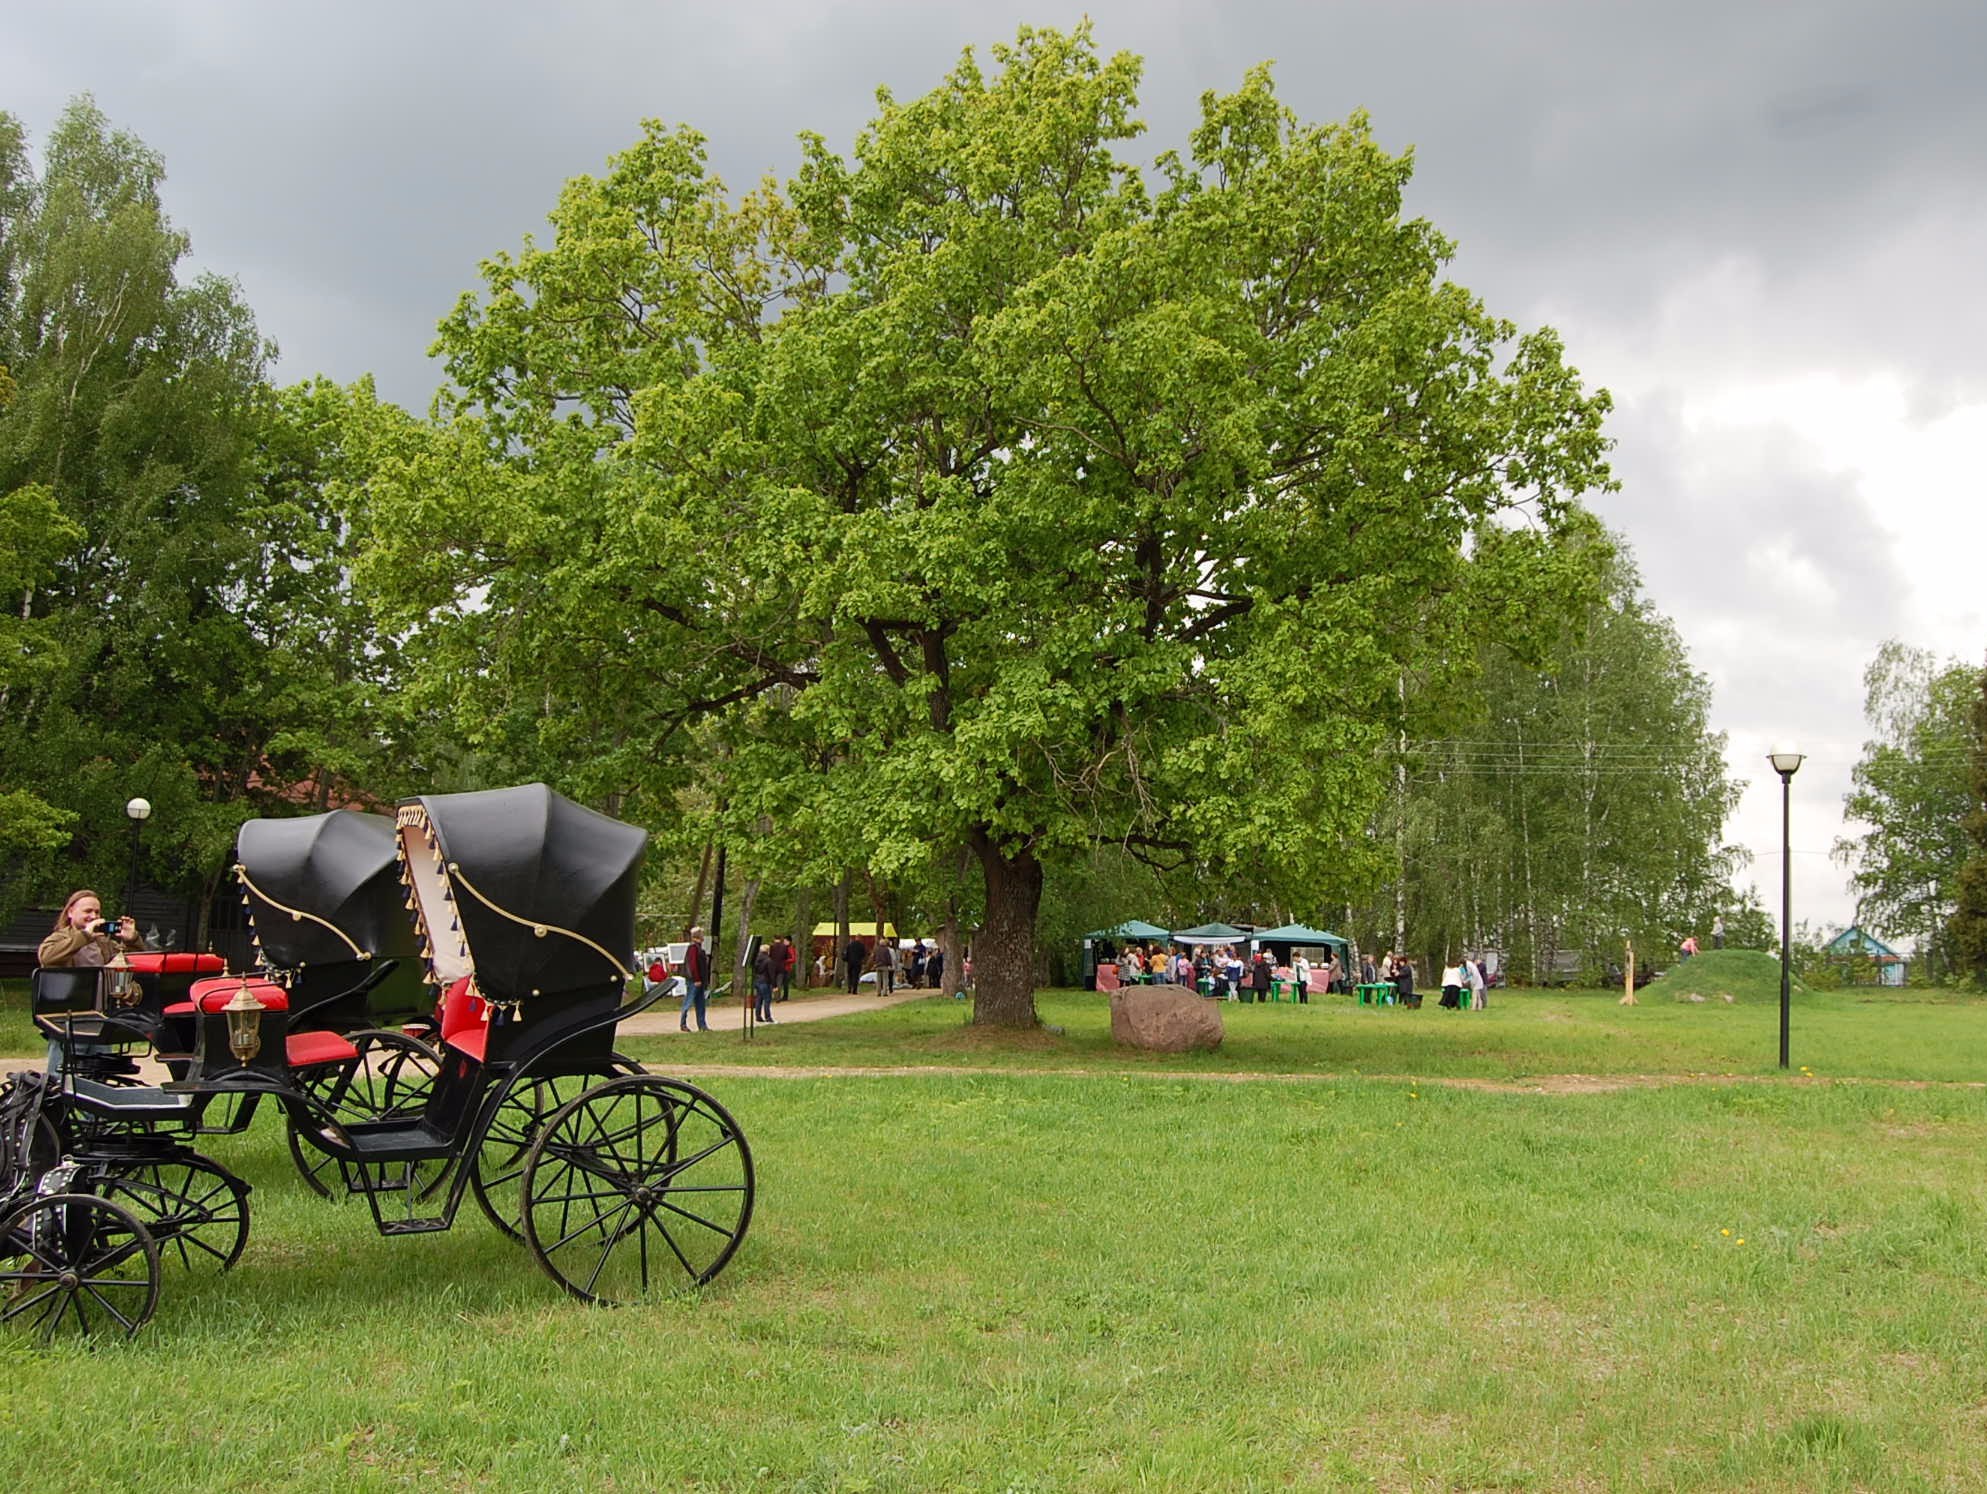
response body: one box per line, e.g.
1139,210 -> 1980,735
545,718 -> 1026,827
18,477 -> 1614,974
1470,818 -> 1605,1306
37,888 -> 145,968
37,888 -> 147,1077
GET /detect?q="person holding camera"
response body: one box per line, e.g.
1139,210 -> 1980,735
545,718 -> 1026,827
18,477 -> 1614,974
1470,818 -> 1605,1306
38,888 -> 147,968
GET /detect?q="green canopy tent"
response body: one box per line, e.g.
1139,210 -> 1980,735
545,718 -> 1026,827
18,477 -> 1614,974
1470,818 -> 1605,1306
1250,923 -> 1350,951
1082,919 -> 1172,989
1249,924 -> 1352,999
1171,922 -> 1248,944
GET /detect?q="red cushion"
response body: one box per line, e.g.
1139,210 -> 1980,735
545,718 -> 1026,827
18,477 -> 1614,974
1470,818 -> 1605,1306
190,977 -> 290,1014
163,1001 -> 196,1017
444,1025 -> 488,1062
440,977 -> 486,1044
286,1030 -> 360,1067
126,952 -> 226,976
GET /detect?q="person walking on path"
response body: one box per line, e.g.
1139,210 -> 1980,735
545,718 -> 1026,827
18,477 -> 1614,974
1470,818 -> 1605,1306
1467,954 -> 1487,1011
927,945 -> 945,992
1712,914 -> 1726,951
679,926 -> 711,1032
752,940 -> 778,1024
773,935 -> 795,1002
843,935 -> 868,995
871,936 -> 899,996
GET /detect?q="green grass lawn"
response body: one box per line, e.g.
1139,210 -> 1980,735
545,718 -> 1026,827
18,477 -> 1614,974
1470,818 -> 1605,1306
619,952 -> 1987,1085
3,1068 -> 1986,1490
6,953 -> 1987,1489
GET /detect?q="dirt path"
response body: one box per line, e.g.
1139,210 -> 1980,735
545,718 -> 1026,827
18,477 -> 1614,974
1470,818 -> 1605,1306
619,984 -> 932,1036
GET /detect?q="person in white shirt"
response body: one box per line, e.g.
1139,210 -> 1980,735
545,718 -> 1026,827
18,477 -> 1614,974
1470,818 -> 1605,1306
1440,962 -> 1464,1009
1293,954 -> 1312,1004
1466,954 -> 1487,1010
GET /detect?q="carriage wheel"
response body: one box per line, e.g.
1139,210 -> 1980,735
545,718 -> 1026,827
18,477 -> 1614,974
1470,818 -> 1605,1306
286,1029 -> 445,1200
470,1055 -> 645,1244
520,1075 -> 753,1304
0,1193 -> 160,1343
95,1155 -> 250,1272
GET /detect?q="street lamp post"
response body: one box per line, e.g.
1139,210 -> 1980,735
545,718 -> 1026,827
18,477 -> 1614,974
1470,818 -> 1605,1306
124,796 -> 152,916
1767,749 -> 1804,1070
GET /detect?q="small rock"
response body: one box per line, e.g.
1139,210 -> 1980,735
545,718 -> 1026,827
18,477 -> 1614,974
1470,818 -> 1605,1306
1678,992 -> 1705,1003
1109,982 -> 1223,1053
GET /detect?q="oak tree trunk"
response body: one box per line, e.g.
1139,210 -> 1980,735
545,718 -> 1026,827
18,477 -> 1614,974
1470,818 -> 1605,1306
968,830 -> 1041,1028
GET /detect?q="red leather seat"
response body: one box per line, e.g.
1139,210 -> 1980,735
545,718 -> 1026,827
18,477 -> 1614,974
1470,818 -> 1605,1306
125,952 -> 225,976
190,977 -> 290,1013
286,1030 -> 360,1068
163,1002 -> 196,1017
439,976 -> 489,1061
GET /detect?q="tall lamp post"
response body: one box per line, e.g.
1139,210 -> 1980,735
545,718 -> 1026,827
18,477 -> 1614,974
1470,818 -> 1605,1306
124,796 -> 152,915
1768,749 -> 1804,1069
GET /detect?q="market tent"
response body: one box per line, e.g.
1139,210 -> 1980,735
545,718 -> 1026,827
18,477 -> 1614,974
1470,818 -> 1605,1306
808,921 -> 898,964
1172,922 -> 1248,944
1251,924 -> 1350,949
1085,919 -> 1171,941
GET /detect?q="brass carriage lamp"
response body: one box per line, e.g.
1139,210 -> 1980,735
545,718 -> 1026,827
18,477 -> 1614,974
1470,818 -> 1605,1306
103,945 -> 139,1007
223,980 -> 266,1063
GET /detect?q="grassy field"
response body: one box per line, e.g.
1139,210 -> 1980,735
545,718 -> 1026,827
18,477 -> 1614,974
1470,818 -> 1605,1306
3,1067 -> 1986,1490
4,950 -> 1986,1490
617,951 -> 1987,1085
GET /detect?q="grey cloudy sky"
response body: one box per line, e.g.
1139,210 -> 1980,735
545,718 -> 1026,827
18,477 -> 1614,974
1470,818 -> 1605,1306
9,1 -> 1985,937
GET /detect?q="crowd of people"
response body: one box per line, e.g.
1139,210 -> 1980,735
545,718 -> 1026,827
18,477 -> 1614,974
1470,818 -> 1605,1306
1101,941 -> 1499,1012
827,935 -> 963,997
1105,943 -> 1343,1002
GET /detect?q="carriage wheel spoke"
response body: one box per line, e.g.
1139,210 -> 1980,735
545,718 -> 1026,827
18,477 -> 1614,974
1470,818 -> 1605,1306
545,1194 -> 638,1256
657,1131 -> 737,1181
0,1280 -> 62,1324
655,1197 -> 738,1237
80,1282 -> 138,1333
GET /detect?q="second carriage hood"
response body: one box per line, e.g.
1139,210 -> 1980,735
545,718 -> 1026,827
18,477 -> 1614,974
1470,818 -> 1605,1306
395,783 -> 646,1004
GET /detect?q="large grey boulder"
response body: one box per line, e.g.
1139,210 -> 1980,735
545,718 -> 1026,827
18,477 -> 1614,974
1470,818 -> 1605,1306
1109,982 -> 1223,1053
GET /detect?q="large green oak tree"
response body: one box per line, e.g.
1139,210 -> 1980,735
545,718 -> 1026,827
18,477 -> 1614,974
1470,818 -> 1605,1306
359,27 -> 1614,1025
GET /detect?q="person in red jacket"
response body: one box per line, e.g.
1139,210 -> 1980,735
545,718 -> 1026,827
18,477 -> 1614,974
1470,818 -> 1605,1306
774,935 -> 796,1002
679,927 -> 711,1032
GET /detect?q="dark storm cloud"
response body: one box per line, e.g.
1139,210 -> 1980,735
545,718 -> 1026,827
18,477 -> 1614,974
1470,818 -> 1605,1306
7,0 -> 1982,405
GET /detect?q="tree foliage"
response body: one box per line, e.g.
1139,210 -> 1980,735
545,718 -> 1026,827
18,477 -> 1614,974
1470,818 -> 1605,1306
1946,658 -> 1987,983
0,99 -> 380,925
358,25 -> 1616,1023
1832,641 -> 1979,976
1352,529 -> 1743,978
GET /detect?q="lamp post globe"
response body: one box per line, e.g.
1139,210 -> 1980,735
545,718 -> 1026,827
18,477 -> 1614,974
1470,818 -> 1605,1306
1768,748 -> 1803,1069
124,796 -> 152,918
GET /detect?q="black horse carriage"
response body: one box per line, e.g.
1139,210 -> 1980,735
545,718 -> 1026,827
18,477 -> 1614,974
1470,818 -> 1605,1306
0,784 -> 754,1341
